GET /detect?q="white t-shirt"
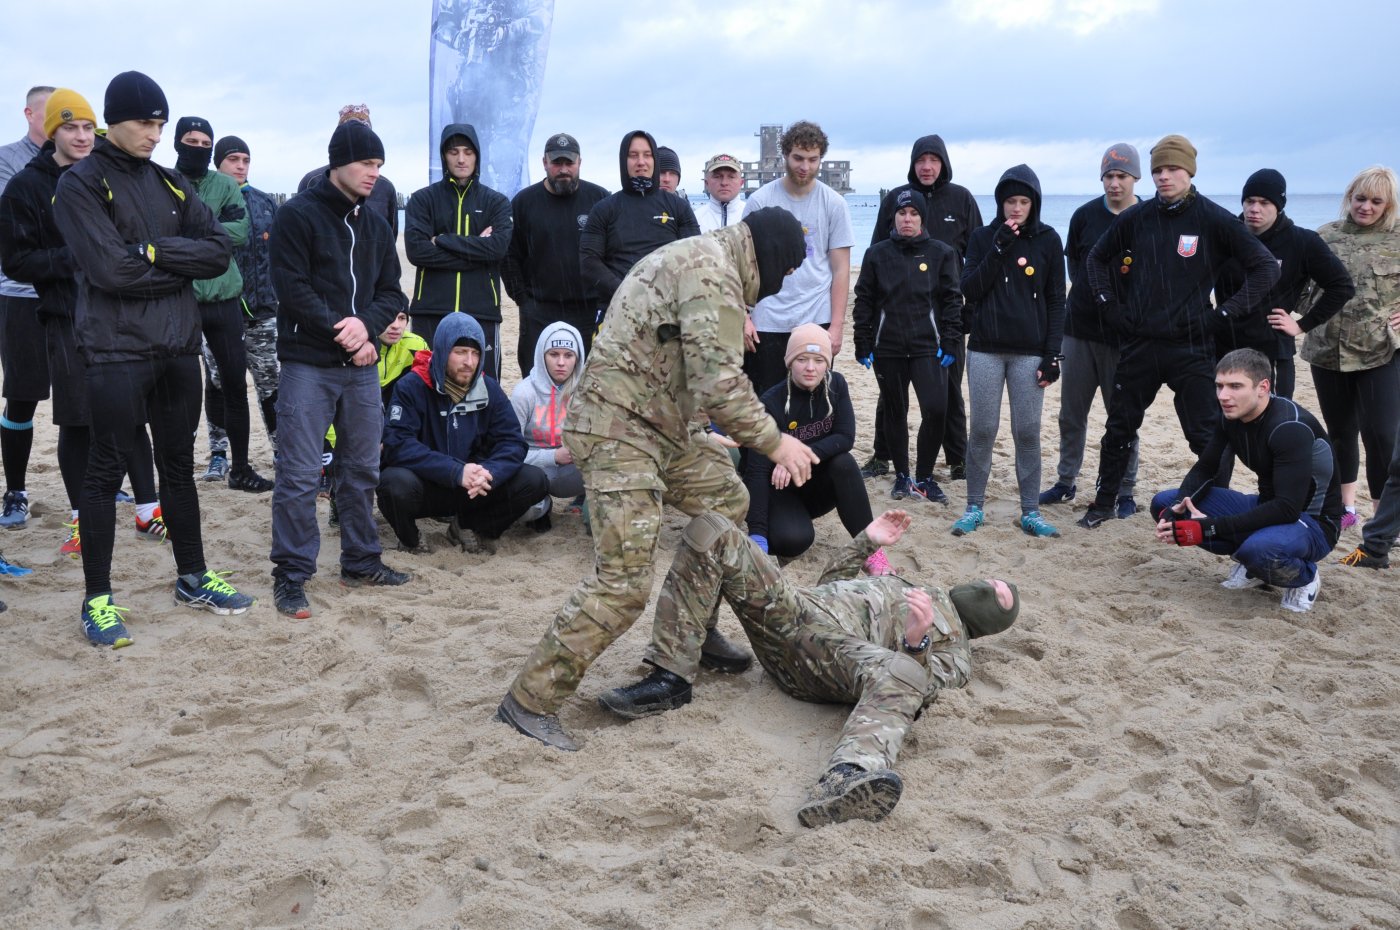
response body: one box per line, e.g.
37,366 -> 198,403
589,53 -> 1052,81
743,178 -> 853,332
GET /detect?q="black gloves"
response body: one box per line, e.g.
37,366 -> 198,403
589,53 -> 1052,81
993,222 -> 1018,252
1038,354 -> 1061,385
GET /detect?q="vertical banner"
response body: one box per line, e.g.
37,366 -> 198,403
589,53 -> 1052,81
429,0 -> 554,196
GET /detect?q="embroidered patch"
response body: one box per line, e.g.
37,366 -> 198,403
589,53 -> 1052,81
389,405 -> 403,422
1177,235 -> 1199,258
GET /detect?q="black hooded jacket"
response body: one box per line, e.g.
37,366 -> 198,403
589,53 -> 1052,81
1085,188 -> 1279,346
270,173 -> 407,368
961,165 -> 1066,357
852,190 -> 962,360
870,135 -> 983,259
53,136 -> 232,364
1213,211 -> 1354,359
404,123 -> 514,323
578,130 -> 699,310
0,143 -> 78,321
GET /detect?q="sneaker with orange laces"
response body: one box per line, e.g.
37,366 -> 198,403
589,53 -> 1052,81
135,507 -> 168,542
61,520 -> 82,559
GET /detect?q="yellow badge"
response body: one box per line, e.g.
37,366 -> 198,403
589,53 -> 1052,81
1024,266 -> 1035,276
789,421 -> 798,430
919,263 -> 928,272
1123,256 -> 1133,265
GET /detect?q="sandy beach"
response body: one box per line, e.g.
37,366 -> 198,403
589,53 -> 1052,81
1,260 -> 1397,930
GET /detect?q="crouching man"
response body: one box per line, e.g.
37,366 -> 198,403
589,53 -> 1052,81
600,509 -> 1018,827
379,313 -> 548,553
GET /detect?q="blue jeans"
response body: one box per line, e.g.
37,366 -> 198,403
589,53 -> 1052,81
1151,487 -> 1331,588
271,361 -> 384,581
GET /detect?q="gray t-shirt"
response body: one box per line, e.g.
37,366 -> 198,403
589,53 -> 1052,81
0,135 -> 41,298
743,178 -> 853,332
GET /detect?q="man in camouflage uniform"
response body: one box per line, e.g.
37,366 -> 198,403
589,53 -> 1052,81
600,509 -> 1019,826
497,207 -> 819,751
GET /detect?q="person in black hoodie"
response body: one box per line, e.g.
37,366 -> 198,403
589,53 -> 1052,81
269,119 -> 411,620
744,324 -> 886,569
0,89 -> 162,559
863,134 -> 983,482
578,129 -> 699,321
53,71 -> 253,646
853,188 -> 962,504
953,165 -> 1066,540
1078,135 -> 1280,529
404,122 -> 513,374
1215,168 -> 1354,399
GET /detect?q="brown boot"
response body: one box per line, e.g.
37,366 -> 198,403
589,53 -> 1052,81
495,693 -> 578,751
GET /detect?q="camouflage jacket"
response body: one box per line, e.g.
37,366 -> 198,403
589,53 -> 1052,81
566,223 -> 782,456
1300,219 -> 1400,372
785,530 -> 973,707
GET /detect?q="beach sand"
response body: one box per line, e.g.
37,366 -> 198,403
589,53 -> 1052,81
1,258 -> 1397,930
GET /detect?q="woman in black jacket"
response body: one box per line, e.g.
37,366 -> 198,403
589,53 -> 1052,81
744,325 -> 891,573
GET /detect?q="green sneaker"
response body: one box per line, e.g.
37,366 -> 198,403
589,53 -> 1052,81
951,506 -> 984,537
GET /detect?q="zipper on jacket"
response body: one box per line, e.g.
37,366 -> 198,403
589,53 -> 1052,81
454,183 -> 470,314
344,205 -> 359,320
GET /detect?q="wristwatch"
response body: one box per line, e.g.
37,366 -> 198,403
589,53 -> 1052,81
901,633 -> 930,654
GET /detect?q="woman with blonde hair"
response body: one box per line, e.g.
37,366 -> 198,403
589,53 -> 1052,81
1300,166 -> 1400,528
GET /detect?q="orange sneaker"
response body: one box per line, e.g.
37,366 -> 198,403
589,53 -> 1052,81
135,507 -> 168,542
61,520 -> 82,559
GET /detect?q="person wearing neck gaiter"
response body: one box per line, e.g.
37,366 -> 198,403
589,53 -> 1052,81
53,71 -> 254,646
173,116 -> 271,492
598,508 -> 1018,827
1078,134 -> 1280,529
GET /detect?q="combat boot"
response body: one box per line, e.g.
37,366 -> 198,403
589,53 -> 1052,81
797,764 -> 904,828
699,627 -> 753,673
597,667 -> 693,719
495,693 -> 578,751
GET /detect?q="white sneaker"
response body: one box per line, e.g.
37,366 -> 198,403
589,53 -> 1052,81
1280,573 -> 1321,613
1220,562 -> 1253,589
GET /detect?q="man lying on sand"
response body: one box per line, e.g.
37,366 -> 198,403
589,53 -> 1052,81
594,509 -> 1018,827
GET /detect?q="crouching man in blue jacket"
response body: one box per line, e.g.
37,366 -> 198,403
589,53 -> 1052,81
379,313 -> 548,553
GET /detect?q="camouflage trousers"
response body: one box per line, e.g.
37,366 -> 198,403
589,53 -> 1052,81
647,513 -> 953,774
509,428 -> 748,715
203,313 -> 279,453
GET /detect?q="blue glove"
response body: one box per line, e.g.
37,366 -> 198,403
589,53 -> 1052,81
749,534 -> 769,554
937,347 -> 957,368
858,353 -> 874,369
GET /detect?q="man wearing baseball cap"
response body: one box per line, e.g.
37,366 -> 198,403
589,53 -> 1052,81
695,153 -> 746,234
53,71 -> 253,645
503,132 -> 608,374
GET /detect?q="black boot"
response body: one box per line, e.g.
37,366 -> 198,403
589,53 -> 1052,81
597,667 -> 692,719
798,764 -> 904,828
699,626 -> 753,673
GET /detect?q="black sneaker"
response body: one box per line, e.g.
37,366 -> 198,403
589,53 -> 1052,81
273,576 -> 311,619
947,462 -> 966,481
597,667 -> 693,719
699,627 -> 753,673
1077,506 -> 1115,530
890,473 -> 914,500
912,477 -> 948,504
340,563 -> 411,587
228,464 -> 274,493
1340,546 -> 1390,569
859,456 -> 890,479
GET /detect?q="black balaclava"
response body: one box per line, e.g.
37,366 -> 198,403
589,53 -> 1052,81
174,116 -> 214,179
949,580 -> 1020,638
742,207 -> 807,302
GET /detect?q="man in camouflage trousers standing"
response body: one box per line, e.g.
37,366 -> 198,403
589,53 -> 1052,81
498,207 -> 819,751
600,509 -> 1020,826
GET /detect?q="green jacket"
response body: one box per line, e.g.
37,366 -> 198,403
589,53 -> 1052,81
190,170 -> 248,304
1300,219 -> 1400,372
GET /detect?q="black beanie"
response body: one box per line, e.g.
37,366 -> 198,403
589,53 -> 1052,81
104,71 -> 168,125
742,207 -> 807,303
1242,168 -> 1286,211
949,580 -> 1020,639
893,188 -> 928,228
655,146 -> 681,179
328,120 -> 385,169
997,179 -> 1037,206
173,116 -> 214,178
175,116 -> 213,142
214,135 -> 250,168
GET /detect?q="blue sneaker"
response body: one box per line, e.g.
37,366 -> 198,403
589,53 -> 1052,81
1038,482 -> 1076,505
1116,495 -> 1138,519
175,570 -> 254,615
82,594 -> 133,648
912,477 -> 949,504
0,490 -> 29,528
1020,510 -> 1061,538
115,489 -> 134,504
891,473 -> 914,500
951,506 -> 984,537
0,551 -> 32,577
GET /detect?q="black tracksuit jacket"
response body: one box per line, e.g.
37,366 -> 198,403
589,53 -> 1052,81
0,143 -> 78,321
852,227 -> 962,360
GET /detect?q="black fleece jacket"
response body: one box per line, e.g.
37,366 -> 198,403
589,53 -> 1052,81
870,134 -> 983,259
404,123 -> 514,323
503,176 -> 609,322
53,136 -> 231,364
1213,212 -> 1355,359
0,143 -> 78,321
852,228 -> 962,359
1085,188 -> 1280,346
270,174 -> 407,368
961,165 -> 1066,358
578,130 -> 699,309
1063,195 -> 1139,345
743,370 -> 856,538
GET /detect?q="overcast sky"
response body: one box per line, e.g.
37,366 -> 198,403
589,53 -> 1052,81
2,0 -> 1393,197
